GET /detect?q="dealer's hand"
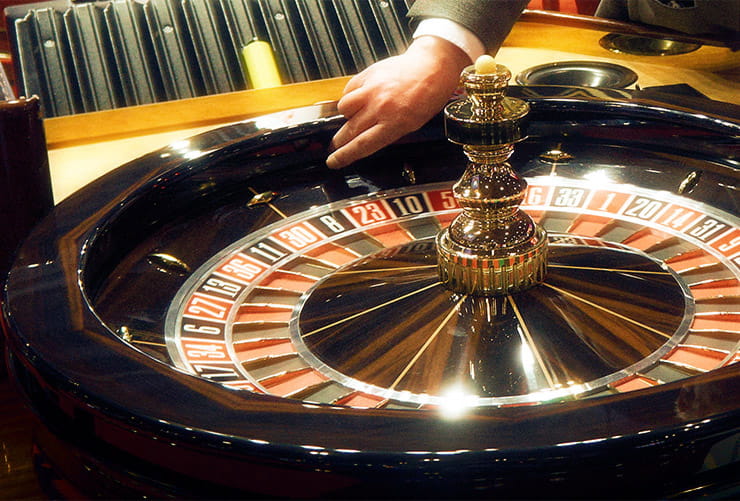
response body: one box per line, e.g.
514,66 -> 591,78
326,36 -> 471,169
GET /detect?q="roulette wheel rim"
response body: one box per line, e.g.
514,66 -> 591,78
2,87 -> 739,498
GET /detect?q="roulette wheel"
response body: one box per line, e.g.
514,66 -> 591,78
2,74 -> 739,498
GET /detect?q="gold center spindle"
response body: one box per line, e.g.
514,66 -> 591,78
436,56 -> 547,296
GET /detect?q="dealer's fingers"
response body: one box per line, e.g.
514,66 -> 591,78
335,86 -> 370,121
329,105 -> 380,152
327,122 -> 401,169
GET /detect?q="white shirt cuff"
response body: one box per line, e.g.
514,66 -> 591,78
412,18 -> 486,63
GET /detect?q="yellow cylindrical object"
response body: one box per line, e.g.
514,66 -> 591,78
241,40 -> 282,89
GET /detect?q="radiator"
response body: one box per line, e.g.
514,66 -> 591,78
6,0 -> 412,117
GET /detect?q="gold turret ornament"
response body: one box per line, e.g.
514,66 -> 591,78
436,55 -> 547,295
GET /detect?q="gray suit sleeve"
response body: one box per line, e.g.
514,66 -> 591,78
407,0 -> 529,53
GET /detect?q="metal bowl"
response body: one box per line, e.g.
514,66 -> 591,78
516,61 -> 638,89
599,34 -> 701,56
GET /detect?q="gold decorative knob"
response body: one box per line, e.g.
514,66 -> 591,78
436,56 -> 547,296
